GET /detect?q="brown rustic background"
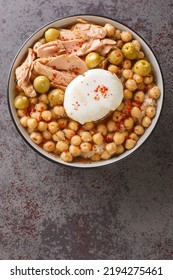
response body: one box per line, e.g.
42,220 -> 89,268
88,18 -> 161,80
0,0 -> 173,259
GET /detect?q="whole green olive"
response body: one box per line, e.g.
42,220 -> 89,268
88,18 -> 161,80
107,48 -> 124,65
85,52 -> 101,68
14,95 -> 30,109
48,89 -> 64,106
133,60 -> 152,76
122,43 -> 139,60
33,76 -> 50,94
45,28 -> 60,42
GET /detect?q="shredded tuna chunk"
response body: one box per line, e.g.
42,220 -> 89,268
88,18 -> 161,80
15,48 -> 36,97
71,23 -> 107,39
36,54 -> 88,74
76,38 -> 116,56
33,61 -> 76,87
36,40 -> 65,58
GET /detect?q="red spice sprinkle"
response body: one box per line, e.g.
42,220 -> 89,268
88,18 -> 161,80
52,73 -> 57,79
72,101 -> 80,111
94,85 -> 109,98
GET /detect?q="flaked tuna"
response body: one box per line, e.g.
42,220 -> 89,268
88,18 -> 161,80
15,48 -> 36,97
71,23 -> 107,39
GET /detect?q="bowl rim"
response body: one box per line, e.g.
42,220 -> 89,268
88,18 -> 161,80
7,14 -> 165,169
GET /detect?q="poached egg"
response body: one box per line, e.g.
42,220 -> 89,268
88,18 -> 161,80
64,69 -> 123,124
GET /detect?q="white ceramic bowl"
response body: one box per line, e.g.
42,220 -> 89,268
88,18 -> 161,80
8,15 -> 164,168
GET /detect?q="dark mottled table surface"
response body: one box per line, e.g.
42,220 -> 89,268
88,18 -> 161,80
0,0 -> 173,259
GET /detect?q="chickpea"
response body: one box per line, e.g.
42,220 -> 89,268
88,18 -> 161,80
122,59 -> 132,69
101,150 -> 111,160
107,120 -> 117,132
116,144 -> 125,154
108,64 -> 119,74
137,83 -> 145,91
82,122 -> 94,130
131,106 -> 142,119
30,97 -> 38,105
93,132 -> 104,145
105,23 -> 115,37
113,132 -> 125,145
123,89 -> 133,99
63,129 -> 75,139
121,31 -> 132,42
112,111 -> 123,122
116,102 -> 124,111
39,93 -> 49,104
125,139 -> 136,150
122,69 -> 133,79
134,91 -> 145,103
53,105 -> 65,117
134,125 -> 145,135
129,132 -> 139,141
125,79 -> 138,91
116,40 -> 124,49
37,121 -> 48,131
138,51 -> 144,59
81,131 -> 92,142
144,75 -> 153,84
149,86 -> 160,99
43,141 -> 56,152
57,118 -> 68,129
20,116 -> 30,127
48,121 -> 59,134
115,29 -> 121,39
132,40 -> 141,51
97,124 -> 107,136
35,102 -> 47,112
80,142 -> 92,153
106,133 -> 114,142
122,131 -> 129,138
56,140 -> 69,152
71,135 -> 82,146
17,109 -> 26,117
27,118 -> 38,129
69,145 -> 81,157
30,111 -> 42,122
50,108 -> 58,120
145,106 -> 156,118
142,116 -> 152,128
106,142 -> 117,155
42,110 -> 52,121
147,83 -> 156,91
27,127 -> 35,134
52,130 -> 65,141
133,74 -> 144,84
60,151 -> 73,162
68,120 -> 79,131
30,132 -> 43,144
91,154 -> 101,161
42,130 -> 52,140
124,117 -> 134,130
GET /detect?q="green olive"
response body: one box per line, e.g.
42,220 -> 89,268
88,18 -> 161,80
85,52 -> 101,68
33,76 -> 50,94
48,89 -> 64,106
122,43 -> 139,60
45,28 -> 60,42
14,95 -> 30,109
107,48 -> 124,65
133,60 -> 152,76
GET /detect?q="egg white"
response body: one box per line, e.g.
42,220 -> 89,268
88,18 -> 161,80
64,69 -> 123,124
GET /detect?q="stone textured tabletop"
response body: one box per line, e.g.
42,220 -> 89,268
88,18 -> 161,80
0,0 -> 173,259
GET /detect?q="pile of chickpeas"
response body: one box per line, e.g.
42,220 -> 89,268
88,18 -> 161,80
14,21 -> 160,163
